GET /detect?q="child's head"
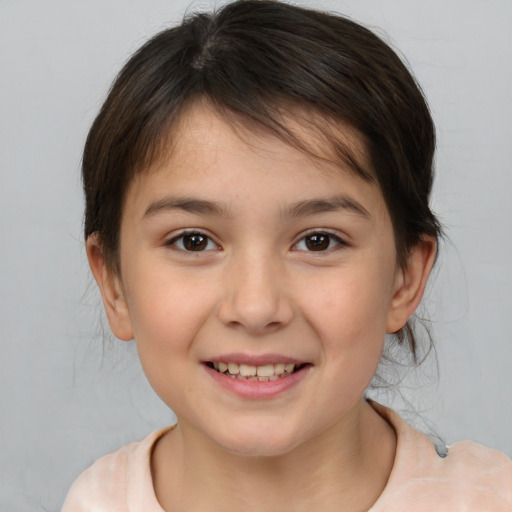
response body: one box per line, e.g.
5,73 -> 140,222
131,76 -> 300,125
83,0 -> 440,443
83,0 -> 440,262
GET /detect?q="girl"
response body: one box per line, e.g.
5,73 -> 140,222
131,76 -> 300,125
62,1 -> 512,510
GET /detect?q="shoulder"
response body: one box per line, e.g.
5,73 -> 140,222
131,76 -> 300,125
61,428 -> 171,512
441,439 -> 512,501
394,440 -> 512,511
371,403 -> 512,511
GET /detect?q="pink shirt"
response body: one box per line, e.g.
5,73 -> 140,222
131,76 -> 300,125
62,404 -> 512,511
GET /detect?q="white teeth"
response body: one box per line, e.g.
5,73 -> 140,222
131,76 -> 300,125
239,364 -> 257,377
256,364 -> 275,377
212,361 -> 298,379
227,362 -> 239,375
274,363 -> 285,375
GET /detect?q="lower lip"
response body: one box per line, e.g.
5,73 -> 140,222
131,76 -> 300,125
204,365 -> 311,399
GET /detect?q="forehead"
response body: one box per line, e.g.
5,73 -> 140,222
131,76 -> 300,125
125,102 -> 386,220
158,100 -> 370,170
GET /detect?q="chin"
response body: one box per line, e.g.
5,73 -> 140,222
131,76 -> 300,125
212,421 -> 305,458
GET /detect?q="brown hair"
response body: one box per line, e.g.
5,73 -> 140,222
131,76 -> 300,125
82,0 -> 441,359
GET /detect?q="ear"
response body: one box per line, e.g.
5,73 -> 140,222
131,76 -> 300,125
86,234 -> 134,341
386,237 -> 437,333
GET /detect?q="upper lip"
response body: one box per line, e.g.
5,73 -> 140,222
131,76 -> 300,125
203,353 -> 309,366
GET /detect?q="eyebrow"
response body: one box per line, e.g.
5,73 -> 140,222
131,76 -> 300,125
143,194 -> 370,220
143,196 -> 227,219
284,196 -> 371,219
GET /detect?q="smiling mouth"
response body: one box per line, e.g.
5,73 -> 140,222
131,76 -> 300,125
205,361 -> 310,381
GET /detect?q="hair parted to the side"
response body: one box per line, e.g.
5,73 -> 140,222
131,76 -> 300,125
82,0 -> 441,362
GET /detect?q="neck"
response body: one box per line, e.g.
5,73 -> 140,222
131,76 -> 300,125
152,400 -> 396,512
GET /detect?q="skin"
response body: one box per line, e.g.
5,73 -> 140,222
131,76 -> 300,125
88,102 -> 436,511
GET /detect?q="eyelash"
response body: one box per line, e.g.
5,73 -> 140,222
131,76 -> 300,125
166,231 -> 220,252
293,230 -> 347,253
166,230 -> 347,253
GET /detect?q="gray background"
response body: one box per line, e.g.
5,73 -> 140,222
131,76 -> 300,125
1,0 -> 511,509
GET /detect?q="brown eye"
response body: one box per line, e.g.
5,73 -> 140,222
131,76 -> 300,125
295,232 -> 344,252
305,234 -> 330,251
183,233 -> 208,251
169,232 -> 218,252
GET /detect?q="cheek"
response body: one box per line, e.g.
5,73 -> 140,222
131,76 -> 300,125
305,269 -> 394,344
122,265 -> 217,383
299,263 -> 395,387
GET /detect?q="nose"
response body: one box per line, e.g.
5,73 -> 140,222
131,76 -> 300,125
217,251 -> 294,335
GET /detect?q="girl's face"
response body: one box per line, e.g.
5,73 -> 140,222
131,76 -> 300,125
93,103 -> 430,456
